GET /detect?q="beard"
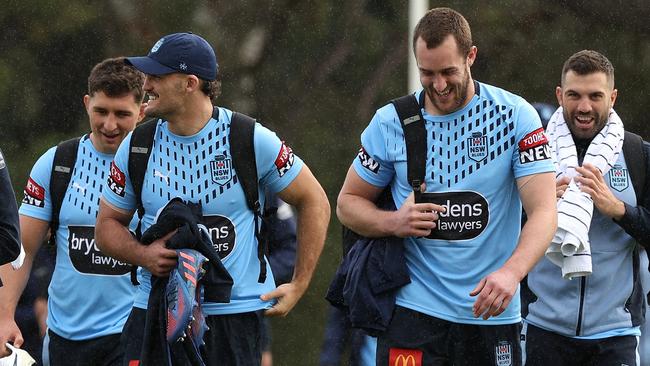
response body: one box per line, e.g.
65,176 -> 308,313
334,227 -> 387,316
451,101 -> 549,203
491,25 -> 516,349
563,108 -> 608,141
426,71 -> 471,115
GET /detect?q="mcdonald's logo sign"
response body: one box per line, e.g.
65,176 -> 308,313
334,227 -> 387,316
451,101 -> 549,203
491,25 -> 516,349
389,347 -> 422,366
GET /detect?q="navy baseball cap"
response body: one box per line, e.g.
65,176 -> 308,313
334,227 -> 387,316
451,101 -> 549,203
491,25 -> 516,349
126,32 -> 218,81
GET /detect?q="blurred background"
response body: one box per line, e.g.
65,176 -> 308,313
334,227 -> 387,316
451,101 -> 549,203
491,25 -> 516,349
2,0 -> 650,364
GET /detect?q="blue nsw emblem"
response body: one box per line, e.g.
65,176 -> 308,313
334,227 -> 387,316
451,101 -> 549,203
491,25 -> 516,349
210,155 -> 232,186
467,132 -> 488,162
609,166 -> 629,192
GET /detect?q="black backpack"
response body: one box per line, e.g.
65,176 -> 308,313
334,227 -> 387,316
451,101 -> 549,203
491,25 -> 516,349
48,137 -> 81,246
126,109 -> 269,284
622,131 -> 648,206
341,94 -> 427,252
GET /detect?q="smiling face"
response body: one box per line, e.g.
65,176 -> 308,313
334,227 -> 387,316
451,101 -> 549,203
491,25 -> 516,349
415,35 -> 476,115
84,91 -> 144,154
556,70 -> 617,141
142,73 -> 189,120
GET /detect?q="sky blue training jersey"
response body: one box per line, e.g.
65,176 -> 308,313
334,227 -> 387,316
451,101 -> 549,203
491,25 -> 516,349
352,84 -> 554,325
102,107 -> 304,315
20,135 -> 137,340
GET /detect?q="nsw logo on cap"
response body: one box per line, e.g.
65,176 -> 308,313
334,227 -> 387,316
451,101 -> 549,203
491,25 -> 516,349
151,38 -> 165,53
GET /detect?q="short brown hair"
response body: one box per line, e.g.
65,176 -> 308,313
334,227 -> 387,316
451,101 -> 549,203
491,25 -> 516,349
200,77 -> 222,101
561,50 -> 615,87
88,57 -> 145,103
412,7 -> 473,56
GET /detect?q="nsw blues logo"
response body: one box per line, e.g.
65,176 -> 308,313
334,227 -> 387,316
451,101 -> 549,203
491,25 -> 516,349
210,155 -> 232,186
467,132 -> 488,162
495,341 -> 512,366
609,165 -> 629,192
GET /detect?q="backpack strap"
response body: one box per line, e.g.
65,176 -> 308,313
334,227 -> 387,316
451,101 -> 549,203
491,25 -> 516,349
391,94 -> 427,199
623,131 -> 647,204
128,118 -> 158,238
229,112 -> 267,283
49,137 -> 81,246
126,119 -> 157,285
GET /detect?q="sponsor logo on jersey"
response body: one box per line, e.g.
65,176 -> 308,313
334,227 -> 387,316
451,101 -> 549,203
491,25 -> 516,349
495,341 -> 512,366
68,226 -> 131,275
467,132 -> 488,162
22,177 -> 45,208
389,348 -> 422,366
203,215 -> 236,259
419,191 -> 489,240
108,161 -> 126,197
210,155 -> 233,186
275,142 -> 295,177
358,147 -> 380,173
608,165 -> 629,192
518,128 -> 551,164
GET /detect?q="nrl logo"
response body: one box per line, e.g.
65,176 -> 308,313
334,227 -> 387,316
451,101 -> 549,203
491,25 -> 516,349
608,165 -> 629,192
467,132 -> 488,162
210,154 -> 232,186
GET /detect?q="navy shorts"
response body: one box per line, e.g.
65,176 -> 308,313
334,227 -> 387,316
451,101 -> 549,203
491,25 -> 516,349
522,322 -> 639,366
122,307 -> 263,366
45,329 -> 123,366
376,306 -> 522,366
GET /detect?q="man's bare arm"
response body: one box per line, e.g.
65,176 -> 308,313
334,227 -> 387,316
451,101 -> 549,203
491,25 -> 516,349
336,166 -> 443,238
0,216 -> 49,356
470,172 -> 557,319
262,165 -> 330,316
95,200 -> 177,277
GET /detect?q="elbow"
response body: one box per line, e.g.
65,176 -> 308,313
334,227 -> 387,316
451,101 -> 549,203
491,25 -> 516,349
336,192 -> 350,227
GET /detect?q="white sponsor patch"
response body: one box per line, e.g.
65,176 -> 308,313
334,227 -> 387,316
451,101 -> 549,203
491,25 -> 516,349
357,147 -> 379,173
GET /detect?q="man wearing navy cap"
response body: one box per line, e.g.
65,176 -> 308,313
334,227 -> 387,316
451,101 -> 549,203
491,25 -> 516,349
96,32 -> 330,365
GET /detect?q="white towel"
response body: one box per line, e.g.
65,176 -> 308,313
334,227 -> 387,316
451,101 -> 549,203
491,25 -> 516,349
10,245 -> 25,270
0,344 -> 36,366
545,106 -> 624,279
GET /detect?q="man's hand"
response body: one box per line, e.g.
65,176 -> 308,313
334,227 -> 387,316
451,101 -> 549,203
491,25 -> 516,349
0,316 -> 23,357
576,164 -> 626,220
260,281 -> 307,317
391,190 -> 446,238
469,267 -> 519,320
141,231 -> 178,277
556,176 -> 570,199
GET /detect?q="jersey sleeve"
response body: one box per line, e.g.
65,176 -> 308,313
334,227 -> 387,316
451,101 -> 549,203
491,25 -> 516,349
101,132 -> 137,212
254,123 -> 304,194
19,146 -> 57,221
512,101 -> 554,178
351,107 -> 396,187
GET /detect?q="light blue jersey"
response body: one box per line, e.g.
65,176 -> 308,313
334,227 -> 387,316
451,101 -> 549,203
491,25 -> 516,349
102,107 -> 304,315
20,135 -> 137,340
352,84 -> 554,325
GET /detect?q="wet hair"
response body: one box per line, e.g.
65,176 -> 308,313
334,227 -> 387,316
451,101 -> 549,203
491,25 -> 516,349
87,57 -> 145,102
412,7 -> 473,56
199,77 -> 222,101
561,50 -> 615,88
